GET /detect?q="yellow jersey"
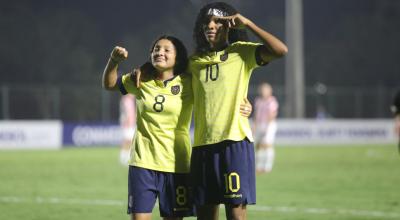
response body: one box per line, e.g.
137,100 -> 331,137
189,41 -> 263,147
117,73 -> 193,173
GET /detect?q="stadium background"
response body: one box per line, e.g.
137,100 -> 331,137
1,0 -> 400,219
1,0 -> 399,120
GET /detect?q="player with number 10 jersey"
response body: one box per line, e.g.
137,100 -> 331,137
187,2 -> 288,219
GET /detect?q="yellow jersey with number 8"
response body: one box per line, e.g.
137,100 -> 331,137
117,74 -> 193,173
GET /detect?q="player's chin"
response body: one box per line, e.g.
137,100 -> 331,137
152,64 -> 163,71
153,64 -> 171,72
152,61 -> 164,68
205,36 -> 216,43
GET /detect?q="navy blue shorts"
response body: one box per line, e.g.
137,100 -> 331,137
127,166 -> 196,217
190,139 -> 256,205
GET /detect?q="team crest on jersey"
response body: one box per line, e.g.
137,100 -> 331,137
171,85 -> 180,95
220,51 -> 228,61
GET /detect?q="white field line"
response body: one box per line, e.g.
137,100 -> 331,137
0,196 -> 123,206
1,196 -> 399,219
249,204 -> 400,218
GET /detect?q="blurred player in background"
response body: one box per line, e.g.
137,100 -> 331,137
119,94 -> 136,166
315,104 -> 330,120
188,2 -> 287,219
253,82 -> 278,173
391,90 -> 400,153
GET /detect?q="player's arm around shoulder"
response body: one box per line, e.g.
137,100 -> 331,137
102,46 -> 128,90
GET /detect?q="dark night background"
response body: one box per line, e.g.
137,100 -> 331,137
1,0 -> 399,120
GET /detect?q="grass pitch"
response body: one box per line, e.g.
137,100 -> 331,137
0,144 -> 399,220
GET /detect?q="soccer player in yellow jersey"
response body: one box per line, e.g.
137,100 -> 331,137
188,2 -> 288,220
103,35 -> 195,220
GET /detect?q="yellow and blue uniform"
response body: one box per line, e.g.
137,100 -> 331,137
117,73 -> 193,173
117,73 -> 195,217
188,41 -> 265,205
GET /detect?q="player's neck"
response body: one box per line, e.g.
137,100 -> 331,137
156,69 -> 175,81
209,41 -> 229,52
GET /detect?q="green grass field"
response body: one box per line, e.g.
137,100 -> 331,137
1,144 -> 400,220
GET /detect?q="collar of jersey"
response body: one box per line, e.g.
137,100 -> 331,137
190,49 -> 228,65
153,75 -> 179,88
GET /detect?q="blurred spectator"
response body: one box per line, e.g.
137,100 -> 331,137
391,90 -> 400,147
253,82 -> 278,173
316,104 -> 331,120
119,94 -> 136,165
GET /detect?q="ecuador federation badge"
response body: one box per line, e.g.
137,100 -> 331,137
171,85 -> 180,95
220,51 -> 228,61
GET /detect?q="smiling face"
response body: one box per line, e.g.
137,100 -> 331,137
202,16 -> 229,48
151,39 -> 177,72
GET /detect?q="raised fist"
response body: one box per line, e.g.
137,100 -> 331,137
110,46 -> 128,63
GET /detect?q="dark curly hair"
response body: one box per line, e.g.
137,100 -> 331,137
193,2 -> 249,54
149,35 -> 188,75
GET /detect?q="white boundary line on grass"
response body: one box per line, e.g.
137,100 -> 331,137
0,196 -> 123,206
1,196 -> 399,219
249,204 -> 400,218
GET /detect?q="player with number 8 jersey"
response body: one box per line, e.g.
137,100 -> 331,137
118,72 -> 193,173
102,35 -> 196,219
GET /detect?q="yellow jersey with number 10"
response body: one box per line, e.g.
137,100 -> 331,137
189,41 -> 263,147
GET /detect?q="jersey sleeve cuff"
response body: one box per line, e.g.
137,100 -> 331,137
117,75 -> 128,95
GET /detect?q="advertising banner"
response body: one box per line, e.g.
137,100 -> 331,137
275,119 -> 397,145
1,120 -> 396,149
62,123 -> 122,147
0,121 -> 62,149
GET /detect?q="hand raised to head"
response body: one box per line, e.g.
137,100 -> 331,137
212,14 -> 251,29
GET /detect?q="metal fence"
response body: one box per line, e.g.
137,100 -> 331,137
0,84 -> 398,121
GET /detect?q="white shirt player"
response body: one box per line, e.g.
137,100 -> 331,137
120,94 -> 136,139
253,83 -> 278,173
119,94 -> 136,165
254,95 -> 278,145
